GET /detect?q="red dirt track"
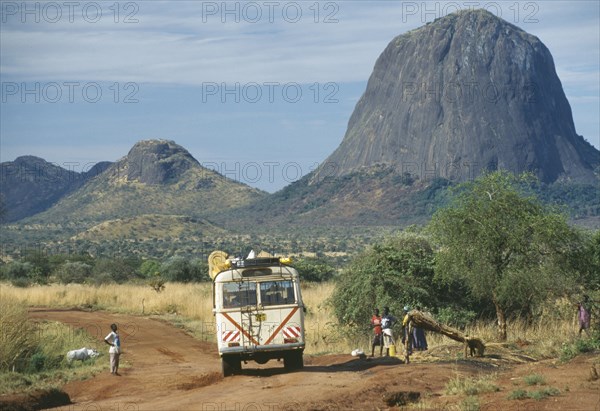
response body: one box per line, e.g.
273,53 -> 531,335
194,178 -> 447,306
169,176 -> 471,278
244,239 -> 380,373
24,308 -> 600,411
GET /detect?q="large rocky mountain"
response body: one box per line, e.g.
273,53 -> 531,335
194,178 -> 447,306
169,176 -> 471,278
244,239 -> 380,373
217,9 -> 599,228
314,9 -> 599,184
18,140 -> 266,225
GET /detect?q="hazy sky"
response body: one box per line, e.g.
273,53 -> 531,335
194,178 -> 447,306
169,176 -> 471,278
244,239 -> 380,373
1,1 -> 599,192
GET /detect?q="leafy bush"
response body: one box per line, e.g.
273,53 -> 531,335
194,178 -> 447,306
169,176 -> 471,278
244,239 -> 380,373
330,233 -> 436,329
509,387 -> 561,401
93,258 -> 138,283
140,259 -> 161,278
160,257 -> 208,282
1,261 -> 34,281
445,374 -> 499,396
54,262 -> 92,284
528,387 -> 561,401
560,331 -> 600,362
508,389 -> 528,400
27,352 -> 47,373
523,374 -> 546,386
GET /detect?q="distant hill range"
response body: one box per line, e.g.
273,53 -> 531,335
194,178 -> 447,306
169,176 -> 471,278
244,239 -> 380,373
1,140 -> 265,225
1,10 -> 598,241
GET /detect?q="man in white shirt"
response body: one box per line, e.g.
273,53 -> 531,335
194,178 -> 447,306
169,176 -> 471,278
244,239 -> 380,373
104,323 -> 121,375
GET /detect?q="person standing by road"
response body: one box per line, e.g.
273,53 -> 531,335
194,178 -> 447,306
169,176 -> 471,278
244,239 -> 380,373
577,300 -> 591,336
371,308 -> 383,357
104,323 -> 121,375
381,307 -> 397,356
413,305 -> 428,351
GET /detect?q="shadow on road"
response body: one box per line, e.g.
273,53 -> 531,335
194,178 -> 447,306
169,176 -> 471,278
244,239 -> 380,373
239,356 -> 404,377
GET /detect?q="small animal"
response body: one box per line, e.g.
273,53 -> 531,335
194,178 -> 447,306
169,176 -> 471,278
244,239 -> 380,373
66,347 -> 100,362
464,337 -> 485,358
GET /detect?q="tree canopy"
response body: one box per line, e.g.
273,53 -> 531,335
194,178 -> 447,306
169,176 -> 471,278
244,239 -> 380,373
428,171 -> 582,340
330,233 -> 436,329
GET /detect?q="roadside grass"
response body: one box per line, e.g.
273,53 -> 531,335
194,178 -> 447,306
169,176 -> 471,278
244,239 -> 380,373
445,373 -> 500,396
0,296 -> 104,395
508,372 -> 561,402
523,373 -> 546,386
508,387 -> 561,401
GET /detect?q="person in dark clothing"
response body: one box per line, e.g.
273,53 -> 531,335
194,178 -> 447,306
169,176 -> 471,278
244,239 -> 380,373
577,300 -> 591,336
412,306 -> 428,351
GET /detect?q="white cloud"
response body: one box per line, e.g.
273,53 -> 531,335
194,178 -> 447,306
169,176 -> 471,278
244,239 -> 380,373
2,1 -> 597,87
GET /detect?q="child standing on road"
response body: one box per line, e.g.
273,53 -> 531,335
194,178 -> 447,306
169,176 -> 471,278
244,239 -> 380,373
104,323 -> 121,376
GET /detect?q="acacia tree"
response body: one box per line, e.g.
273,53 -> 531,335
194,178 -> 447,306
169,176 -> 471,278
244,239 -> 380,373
428,171 -> 580,340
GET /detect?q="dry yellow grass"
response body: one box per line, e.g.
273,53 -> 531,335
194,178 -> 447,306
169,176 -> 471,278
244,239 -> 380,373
0,282 -> 580,357
0,282 -> 212,318
0,282 -> 344,355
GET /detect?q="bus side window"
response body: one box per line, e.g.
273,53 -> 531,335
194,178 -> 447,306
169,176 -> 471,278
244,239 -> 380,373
285,284 -> 295,303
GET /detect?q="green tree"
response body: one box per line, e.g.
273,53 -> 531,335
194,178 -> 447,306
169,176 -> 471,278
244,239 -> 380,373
160,257 -> 209,282
54,262 -> 92,284
22,250 -> 51,283
579,230 -> 600,289
0,261 -> 34,281
330,233 -> 436,329
93,258 -> 137,283
428,171 -> 581,340
140,259 -> 161,278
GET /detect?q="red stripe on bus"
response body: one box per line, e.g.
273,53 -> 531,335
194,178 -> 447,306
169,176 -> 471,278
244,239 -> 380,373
264,307 -> 299,345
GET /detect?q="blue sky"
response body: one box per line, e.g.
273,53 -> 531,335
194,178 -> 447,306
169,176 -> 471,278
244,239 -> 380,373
1,1 -> 599,192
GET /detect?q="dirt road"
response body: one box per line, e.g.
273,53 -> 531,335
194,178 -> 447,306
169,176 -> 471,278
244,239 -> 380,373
26,309 -> 599,411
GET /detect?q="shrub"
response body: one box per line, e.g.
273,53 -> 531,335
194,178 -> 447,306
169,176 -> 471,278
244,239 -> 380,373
54,262 -> 92,284
523,374 -> 546,386
160,257 -> 208,282
508,389 -> 528,400
1,261 -> 34,281
508,387 -> 561,401
528,387 -> 560,400
27,352 -> 47,373
460,396 -> 480,411
560,331 -> 600,362
331,233 -> 436,329
445,374 -> 499,396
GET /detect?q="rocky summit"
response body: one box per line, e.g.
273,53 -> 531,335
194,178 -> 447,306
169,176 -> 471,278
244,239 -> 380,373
316,9 -> 599,184
119,139 -> 198,185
